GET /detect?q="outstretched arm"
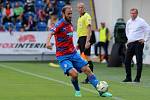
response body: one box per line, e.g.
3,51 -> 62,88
46,32 -> 55,50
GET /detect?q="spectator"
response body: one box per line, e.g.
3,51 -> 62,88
4,22 -> 14,35
37,9 -> 46,23
2,3 -> 13,17
0,3 -> 3,23
47,14 -> 57,31
44,2 -> 55,20
0,3 -> 3,12
2,15 -> 12,25
7,24 -> 13,33
2,3 -> 13,24
44,0 -> 50,4
65,0 -> 71,5
19,26 -> 25,32
13,2 -> 24,22
0,24 -> 4,32
24,15 -> 36,31
24,0 -> 35,13
0,0 -> 3,5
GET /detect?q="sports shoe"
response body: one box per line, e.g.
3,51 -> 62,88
133,78 -> 140,83
81,81 -> 89,84
75,91 -> 82,97
99,92 -> 112,97
81,79 -> 89,84
122,78 -> 132,82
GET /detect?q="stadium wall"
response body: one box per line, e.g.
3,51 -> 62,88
0,54 -> 55,61
0,32 -> 54,61
0,31 -> 150,64
94,0 -> 150,32
94,0 -> 122,32
93,0 -> 150,64
123,0 -> 150,24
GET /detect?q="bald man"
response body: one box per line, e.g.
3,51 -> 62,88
76,2 -> 94,84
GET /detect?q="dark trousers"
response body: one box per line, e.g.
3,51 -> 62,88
94,41 -> 109,62
78,36 -> 91,56
125,41 -> 144,80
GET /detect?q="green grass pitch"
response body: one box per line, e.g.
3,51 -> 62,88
0,62 -> 150,100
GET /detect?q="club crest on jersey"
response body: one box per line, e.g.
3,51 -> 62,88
64,64 -> 67,68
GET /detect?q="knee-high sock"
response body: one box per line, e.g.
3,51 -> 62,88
88,61 -> 94,72
88,74 -> 99,88
85,61 -> 94,82
71,79 -> 80,91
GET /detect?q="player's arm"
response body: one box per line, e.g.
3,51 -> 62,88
46,31 -> 55,50
46,22 -> 63,49
143,20 -> 150,42
85,15 -> 92,49
85,24 -> 92,48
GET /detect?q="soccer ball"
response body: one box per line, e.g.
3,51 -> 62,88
96,81 -> 108,92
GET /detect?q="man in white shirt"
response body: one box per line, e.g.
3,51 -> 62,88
123,8 -> 150,82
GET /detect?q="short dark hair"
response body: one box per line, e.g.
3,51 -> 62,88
130,8 -> 138,14
62,5 -> 72,14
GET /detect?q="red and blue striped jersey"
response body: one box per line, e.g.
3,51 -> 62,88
51,18 -> 76,57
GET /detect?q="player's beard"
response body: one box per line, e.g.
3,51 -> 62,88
65,17 -> 72,23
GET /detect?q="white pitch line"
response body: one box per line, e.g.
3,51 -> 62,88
0,64 -> 124,100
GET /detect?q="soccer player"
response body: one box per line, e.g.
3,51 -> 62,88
46,5 -> 112,97
76,2 -> 94,84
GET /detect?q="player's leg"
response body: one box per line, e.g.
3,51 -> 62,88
72,52 -> 112,97
68,68 -> 81,97
81,66 -> 98,87
81,65 -> 112,97
79,36 -> 94,84
72,52 -> 97,87
57,57 -> 81,97
77,36 -> 89,83
85,46 -> 94,72
83,47 -> 94,84
84,36 -> 94,73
